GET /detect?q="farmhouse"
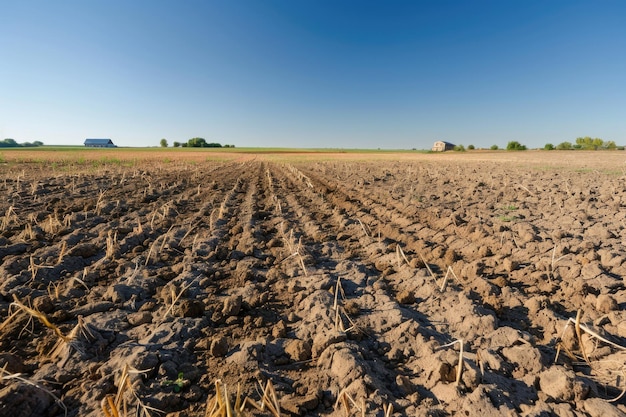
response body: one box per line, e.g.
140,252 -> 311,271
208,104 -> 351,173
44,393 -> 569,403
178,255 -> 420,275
84,138 -> 117,148
432,141 -> 455,152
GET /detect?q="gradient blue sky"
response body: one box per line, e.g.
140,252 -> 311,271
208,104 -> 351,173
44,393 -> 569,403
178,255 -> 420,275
1,1 -> 625,149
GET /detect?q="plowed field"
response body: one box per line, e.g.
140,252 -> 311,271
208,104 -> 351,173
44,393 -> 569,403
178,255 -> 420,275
1,150 -> 626,417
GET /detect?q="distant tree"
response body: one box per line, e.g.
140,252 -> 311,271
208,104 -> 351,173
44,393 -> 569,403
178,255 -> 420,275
544,143 -> 555,150
453,144 -> 466,152
576,136 -> 604,150
181,143 -> 188,147
160,138 -> 168,148
593,138 -> 604,149
576,137 -> 592,149
556,141 -> 572,150
188,137 -> 223,148
490,144 -> 499,150
605,141 -> 617,150
186,137 -> 223,148
467,144 -> 475,150
506,141 -> 527,151
33,141 -> 43,146
187,137 -> 206,147
173,141 -> 181,148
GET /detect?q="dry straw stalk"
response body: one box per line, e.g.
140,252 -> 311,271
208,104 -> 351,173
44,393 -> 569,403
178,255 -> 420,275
556,310 -> 626,364
205,379 -> 281,417
101,364 -> 162,417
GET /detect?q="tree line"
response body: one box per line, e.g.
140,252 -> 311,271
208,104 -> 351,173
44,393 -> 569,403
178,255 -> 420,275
0,138 -> 44,148
160,138 -> 234,148
544,137 -> 618,150
452,137 -> 622,151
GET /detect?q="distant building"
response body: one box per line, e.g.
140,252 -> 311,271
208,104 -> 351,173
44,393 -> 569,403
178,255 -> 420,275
84,138 -> 116,148
432,141 -> 455,152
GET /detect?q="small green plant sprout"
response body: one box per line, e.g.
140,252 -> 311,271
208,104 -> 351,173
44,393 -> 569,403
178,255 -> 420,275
497,204 -> 519,222
498,215 -> 517,223
162,372 -> 189,393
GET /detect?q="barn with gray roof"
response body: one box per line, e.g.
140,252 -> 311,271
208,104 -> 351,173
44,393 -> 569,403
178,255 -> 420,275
84,138 -> 117,148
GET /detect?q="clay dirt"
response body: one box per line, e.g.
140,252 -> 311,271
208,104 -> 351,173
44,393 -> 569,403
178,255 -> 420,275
1,149 -> 626,417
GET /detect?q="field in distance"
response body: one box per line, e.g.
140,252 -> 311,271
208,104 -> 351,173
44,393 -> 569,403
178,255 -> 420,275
1,146 -> 625,169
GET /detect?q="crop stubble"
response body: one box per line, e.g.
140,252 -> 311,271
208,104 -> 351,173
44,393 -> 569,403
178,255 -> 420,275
1,151 -> 626,416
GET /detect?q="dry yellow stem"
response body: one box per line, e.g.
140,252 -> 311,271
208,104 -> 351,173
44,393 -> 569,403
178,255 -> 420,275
575,309 -> 590,364
10,294 -> 68,343
456,339 -> 464,385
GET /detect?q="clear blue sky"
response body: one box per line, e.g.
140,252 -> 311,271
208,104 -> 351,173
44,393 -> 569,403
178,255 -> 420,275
1,1 -> 624,149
